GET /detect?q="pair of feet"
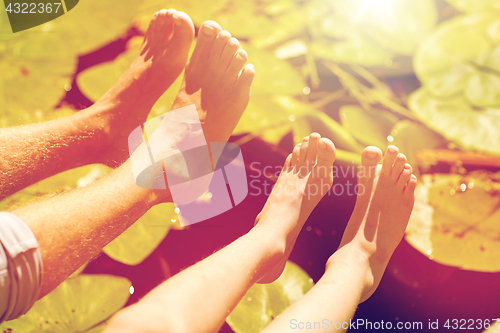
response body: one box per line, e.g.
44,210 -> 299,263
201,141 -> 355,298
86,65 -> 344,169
86,9 -> 253,176
257,135 -> 416,302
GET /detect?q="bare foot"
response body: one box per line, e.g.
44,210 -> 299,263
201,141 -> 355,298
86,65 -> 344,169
330,145 -> 417,302
172,20 -> 255,144
255,133 -> 336,283
88,9 -> 194,167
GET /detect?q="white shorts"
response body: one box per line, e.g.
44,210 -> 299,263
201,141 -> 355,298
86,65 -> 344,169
0,212 -> 43,323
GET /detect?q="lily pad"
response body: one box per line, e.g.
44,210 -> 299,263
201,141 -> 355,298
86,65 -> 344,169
389,120 -> 448,176
409,88 -> 500,155
0,274 -> 131,332
414,13 -> 500,106
103,203 -> 177,266
339,105 -> 398,148
405,172 -> 500,272
226,261 -> 314,333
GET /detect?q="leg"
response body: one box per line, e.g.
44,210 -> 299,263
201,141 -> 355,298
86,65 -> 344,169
104,134 -> 336,333
11,160 -> 164,299
0,9 -> 194,200
260,146 -> 417,332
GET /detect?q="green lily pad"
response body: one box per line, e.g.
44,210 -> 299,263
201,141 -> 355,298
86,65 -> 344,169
405,172 -> 500,272
226,261 -> 314,333
0,274 -> 131,332
339,105 -> 398,148
389,120 -> 448,176
409,88 -> 500,155
308,0 -> 437,64
446,0 -> 500,13
103,203 -> 176,266
243,43 -> 306,96
414,13 -> 500,106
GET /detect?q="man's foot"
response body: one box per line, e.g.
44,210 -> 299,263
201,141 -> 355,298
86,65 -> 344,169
88,9 -> 194,167
329,145 -> 417,302
171,20 -> 255,144
255,133 -> 336,283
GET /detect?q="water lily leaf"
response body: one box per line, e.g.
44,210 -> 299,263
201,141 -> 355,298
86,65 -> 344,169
446,0 -> 500,13
310,35 -> 391,66
0,274 -> 131,332
103,203 -> 177,266
234,95 -> 313,144
409,88 -> 500,155
406,172 -> 500,272
11,0 -> 140,57
389,120 -> 448,176
308,0 -> 436,64
294,112 -> 365,153
0,49 -> 76,126
339,105 -> 398,148
76,37 -> 184,116
226,261 -> 314,333
243,43 -> 306,95
0,164 -> 112,211
414,13 -> 500,105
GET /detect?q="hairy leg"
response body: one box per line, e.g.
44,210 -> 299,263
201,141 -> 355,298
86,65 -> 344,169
104,134 -> 336,333
261,146 -> 417,333
0,9 -> 193,200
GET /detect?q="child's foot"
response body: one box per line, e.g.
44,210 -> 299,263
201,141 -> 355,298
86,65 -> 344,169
88,9 -> 194,167
330,145 -> 417,302
171,20 -> 255,144
255,133 -> 336,283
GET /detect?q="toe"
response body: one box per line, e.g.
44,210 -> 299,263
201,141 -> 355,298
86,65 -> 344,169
396,163 -> 413,192
209,30 -> 231,63
237,63 -> 255,90
404,174 -> 417,200
306,133 -> 320,165
166,10 -> 194,61
359,146 -> 382,184
297,136 -> 310,168
219,37 -> 240,71
283,153 -> 292,170
316,138 -> 336,168
391,153 -> 407,182
227,49 -> 248,82
290,143 -> 301,169
381,145 -> 399,176
185,20 -> 221,93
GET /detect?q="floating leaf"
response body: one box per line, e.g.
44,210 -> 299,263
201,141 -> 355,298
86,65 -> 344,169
339,105 -> 398,148
0,274 -> 131,332
389,120 -> 448,176
104,203 -> 177,266
409,88 -> 500,155
414,13 -> 500,106
243,43 -> 306,95
406,172 -> 500,272
226,261 -> 314,333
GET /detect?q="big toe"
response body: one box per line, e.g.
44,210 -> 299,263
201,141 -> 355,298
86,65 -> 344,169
168,10 -> 195,60
360,146 -> 382,184
185,20 -> 221,94
317,138 -> 336,168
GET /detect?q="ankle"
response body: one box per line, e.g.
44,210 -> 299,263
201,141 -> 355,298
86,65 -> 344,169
250,223 -> 287,266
